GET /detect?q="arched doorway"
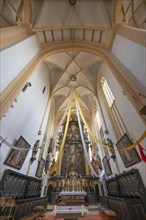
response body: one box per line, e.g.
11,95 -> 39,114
47,184 -> 53,203
95,184 -> 100,202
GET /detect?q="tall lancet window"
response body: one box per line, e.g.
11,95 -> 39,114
101,77 -> 115,108
101,76 -> 128,138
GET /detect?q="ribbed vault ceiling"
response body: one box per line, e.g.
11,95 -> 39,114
44,50 -> 101,118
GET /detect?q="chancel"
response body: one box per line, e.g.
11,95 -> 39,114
0,1 -> 146,220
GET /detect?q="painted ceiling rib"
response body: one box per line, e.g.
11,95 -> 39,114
17,0 -> 23,14
0,0 -> 4,11
32,26 -> 111,32
32,0 -> 45,30
62,3 -> 71,26
61,29 -> 64,41
51,30 -> 55,41
83,29 -> 85,41
133,0 -> 144,15
51,86 -> 71,98
44,60 -> 64,72
77,94 -> 92,115
132,16 -> 138,28
6,0 -> 21,22
76,85 -> 97,98
71,29 -> 73,41
74,5 -> 83,26
75,59 -> 100,76
23,0 -> 32,24
91,30 -> 94,42
139,18 -> 146,28
123,0 -> 133,19
99,0 -> 112,29
99,31 -> 103,43
0,13 -> 14,26
43,31 -> 47,43
51,60 -> 72,92
66,51 -> 80,60
121,5 -> 126,22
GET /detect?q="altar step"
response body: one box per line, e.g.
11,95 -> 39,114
46,204 -> 100,214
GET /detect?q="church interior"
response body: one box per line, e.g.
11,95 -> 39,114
0,0 -> 146,219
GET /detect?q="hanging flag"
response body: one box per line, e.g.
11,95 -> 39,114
138,143 -> 146,162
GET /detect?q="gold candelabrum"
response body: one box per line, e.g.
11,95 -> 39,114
60,171 -> 87,192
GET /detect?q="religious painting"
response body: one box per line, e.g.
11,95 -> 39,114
116,133 -> 141,168
4,136 -> 31,170
102,156 -> 112,176
66,120 -> 80,142
61,116 -> 85,175
35,158 -> 45,178
62,144 -> 84,175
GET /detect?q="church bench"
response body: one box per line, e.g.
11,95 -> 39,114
0,216 -> 13,220
20,213 -> 39,220
21,206 -> 45,220
99,207 -> 117,220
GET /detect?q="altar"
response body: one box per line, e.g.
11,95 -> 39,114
52,205 -> 89,220
57,191 -> 87,206
57,171 -> 88,206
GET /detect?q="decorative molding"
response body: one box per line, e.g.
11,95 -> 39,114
112,0 -> 122,24
111,23 -> 146,48
0,26 -> 30,49
117,24 -> 146,47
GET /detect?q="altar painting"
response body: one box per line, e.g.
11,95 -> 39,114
61,117 -> 85,175
64,144 -> 83,174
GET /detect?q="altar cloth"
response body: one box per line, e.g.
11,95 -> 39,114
59,191 -> 87,196
52,205 -> 89,219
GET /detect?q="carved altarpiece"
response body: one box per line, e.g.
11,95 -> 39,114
61,117 -> 86,175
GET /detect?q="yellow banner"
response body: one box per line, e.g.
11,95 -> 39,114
49,92 -> 73,175
74,90 -> 146,152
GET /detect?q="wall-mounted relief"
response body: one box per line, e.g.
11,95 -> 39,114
102,156 -> 112,177
35,158 -> 45,178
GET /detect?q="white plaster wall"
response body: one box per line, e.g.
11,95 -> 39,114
97,62 -> 146,186
112,34 -> 146,90
97,90 -> 118,178
0,63 -> 50,178
0,35 -> 39,92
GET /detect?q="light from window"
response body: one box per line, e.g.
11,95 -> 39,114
96,111 -> 101,128
55,150 -> 59,162
89,145 -> 92,161
101,77 -> 115,108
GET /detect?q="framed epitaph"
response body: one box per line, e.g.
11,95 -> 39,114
102,156 -> 112,176
5,136 -> 30,170
116,133 -> 141,168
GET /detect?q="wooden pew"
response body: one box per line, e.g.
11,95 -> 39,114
99,207 -> 117,220
0,197 -> 16,220
21,206 -> 45,220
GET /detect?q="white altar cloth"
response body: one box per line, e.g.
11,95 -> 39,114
59,191 -> 87,196
52,205 -> 89,219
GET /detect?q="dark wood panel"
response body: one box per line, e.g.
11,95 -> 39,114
0,169 -> 41,199
100,169 -> 146,220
